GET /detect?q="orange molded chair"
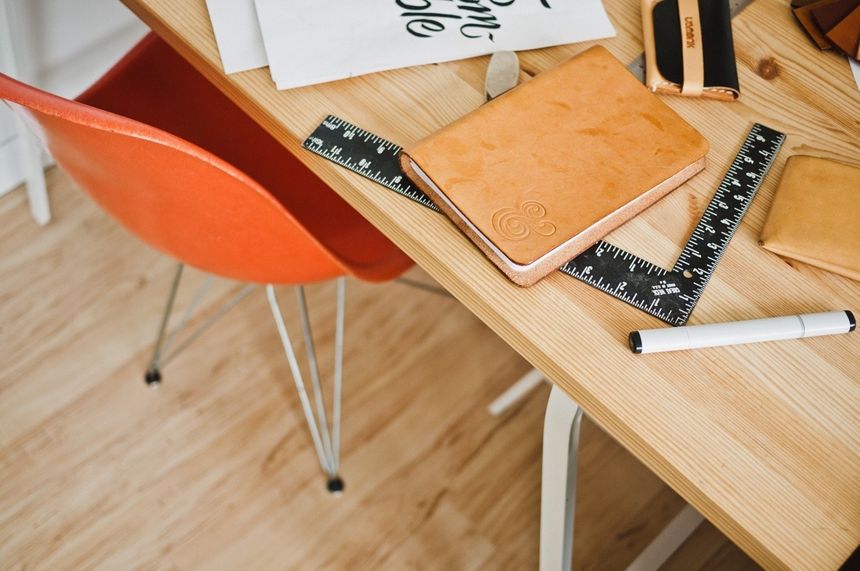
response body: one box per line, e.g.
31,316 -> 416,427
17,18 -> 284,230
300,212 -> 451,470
0,32 -> 413,492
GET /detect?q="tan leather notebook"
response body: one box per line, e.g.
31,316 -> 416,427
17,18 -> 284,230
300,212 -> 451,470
400,46 -> 709,286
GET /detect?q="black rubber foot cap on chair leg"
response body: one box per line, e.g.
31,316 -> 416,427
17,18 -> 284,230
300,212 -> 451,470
144,369 -> 162,387
326,477 -> 345,495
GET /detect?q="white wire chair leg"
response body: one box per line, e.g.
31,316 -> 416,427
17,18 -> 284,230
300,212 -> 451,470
159,283 -> 255,368
160,274 -> 214,360
267,280 -> 347,493
295,286 -> 336,474
145,263 -> 185,386
145,263 -> 253,386
331,278 -> 345,472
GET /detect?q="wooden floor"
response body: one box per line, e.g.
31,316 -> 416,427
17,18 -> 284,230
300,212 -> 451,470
0,169 -> 760,569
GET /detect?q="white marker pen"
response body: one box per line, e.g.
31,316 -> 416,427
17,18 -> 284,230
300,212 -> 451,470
629,310 -> 855,354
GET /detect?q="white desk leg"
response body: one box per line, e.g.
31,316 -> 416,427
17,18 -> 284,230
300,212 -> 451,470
488,367 -> 545,415
539,384 -> 702,571
540,384 -> 583,571
0,0 -> 50,225
624,504 -> 703,571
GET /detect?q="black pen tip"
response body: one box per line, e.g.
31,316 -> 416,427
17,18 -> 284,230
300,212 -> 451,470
628,331 -> 643,354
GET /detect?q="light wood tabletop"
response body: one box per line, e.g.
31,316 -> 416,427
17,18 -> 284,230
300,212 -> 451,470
118,0 -> 859,568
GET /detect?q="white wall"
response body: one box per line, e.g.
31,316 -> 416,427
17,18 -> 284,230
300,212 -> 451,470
0,0 -> 148,195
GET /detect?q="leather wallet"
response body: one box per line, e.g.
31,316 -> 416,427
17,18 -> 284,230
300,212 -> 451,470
794,4 -> 836,49
825,5 -> 860,58
642,0 -> 740,100
760,156 -> 860,282
794,0 -> 860,55
810,0 -> 858,32
400,46 -> 709,286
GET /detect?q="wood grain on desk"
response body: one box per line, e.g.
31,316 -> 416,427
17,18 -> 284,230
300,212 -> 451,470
119,0 -> 860,568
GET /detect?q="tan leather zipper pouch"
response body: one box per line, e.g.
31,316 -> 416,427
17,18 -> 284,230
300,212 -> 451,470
760,156 -> 860,282
642,0 -> 740,101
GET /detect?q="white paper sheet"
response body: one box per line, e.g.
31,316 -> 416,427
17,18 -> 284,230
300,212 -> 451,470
205,0 -> 268,73
254,0 -> 616,90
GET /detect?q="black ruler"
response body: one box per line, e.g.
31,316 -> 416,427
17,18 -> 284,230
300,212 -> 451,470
303,116 -> 784,326
304,117 -> 440,211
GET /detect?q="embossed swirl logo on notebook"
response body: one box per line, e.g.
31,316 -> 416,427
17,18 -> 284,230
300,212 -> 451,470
491,200 -> 557,241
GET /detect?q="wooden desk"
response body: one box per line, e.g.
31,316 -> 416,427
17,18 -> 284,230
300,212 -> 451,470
119,0 -> 859,567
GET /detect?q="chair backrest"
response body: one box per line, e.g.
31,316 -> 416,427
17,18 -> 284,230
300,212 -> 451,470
0,73 -> 345,284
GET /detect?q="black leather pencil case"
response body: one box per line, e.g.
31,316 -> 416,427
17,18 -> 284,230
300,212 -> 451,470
642,0 -> 740,101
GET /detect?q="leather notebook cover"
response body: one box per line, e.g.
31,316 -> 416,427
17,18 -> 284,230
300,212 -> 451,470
642,0 -> 740,100
400,46 -> 709,286
760,155 -> 860,282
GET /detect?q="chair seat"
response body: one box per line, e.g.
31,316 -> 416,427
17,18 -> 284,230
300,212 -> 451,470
76,33 -> 412,282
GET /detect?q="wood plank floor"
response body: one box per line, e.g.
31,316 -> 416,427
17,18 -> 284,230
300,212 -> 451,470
0,168 -> 759,569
